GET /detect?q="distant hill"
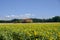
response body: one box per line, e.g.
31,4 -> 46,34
0,16 -> 60,23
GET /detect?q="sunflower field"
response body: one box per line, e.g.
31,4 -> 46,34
0,23 -> 60,40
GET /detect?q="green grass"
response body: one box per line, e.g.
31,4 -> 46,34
0,23 -> 60,40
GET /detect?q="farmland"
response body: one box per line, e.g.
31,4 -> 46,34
0,23 -> 60,40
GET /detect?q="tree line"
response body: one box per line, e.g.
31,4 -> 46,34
0,16 -> 60,23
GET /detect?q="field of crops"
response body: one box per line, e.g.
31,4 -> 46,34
0,23 -> 60,40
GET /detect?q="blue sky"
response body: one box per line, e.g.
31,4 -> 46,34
0,0 -> 60,20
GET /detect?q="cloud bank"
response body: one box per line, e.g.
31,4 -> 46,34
4,13 -> 35,20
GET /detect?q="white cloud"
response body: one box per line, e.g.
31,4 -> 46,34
11,15 -> 15,17
20,13 -> 35,19
5,15 -> 18,18
5,13 -> 35,19
5,16 -> 10,18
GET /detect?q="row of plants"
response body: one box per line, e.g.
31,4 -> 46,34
0,23 -> 60,40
